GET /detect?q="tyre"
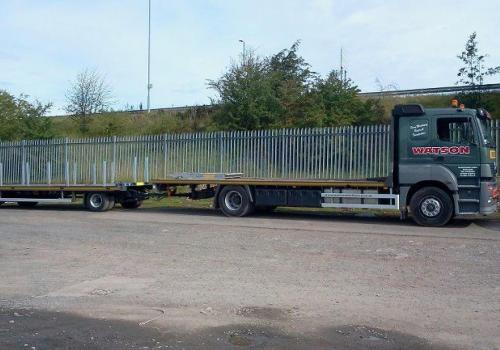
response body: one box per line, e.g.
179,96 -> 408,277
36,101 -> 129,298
121,200 -> 143,209
17,202 -> 38,208
106,195 -> 116,210
218,186 -> 254,217
85,192 -> 112,212
409,187 -> 454,227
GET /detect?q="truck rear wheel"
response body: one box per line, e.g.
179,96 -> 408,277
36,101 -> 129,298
409,187 -> 454,227
18,202 -> 38,208
85,193 -> 113,212
219,186 -> 254,217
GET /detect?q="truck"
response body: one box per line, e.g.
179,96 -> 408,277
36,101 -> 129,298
153,104 -> 498,226
0,104 -> 498,226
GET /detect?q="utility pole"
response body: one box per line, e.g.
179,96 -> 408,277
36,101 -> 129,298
340,47 -> 344,85
239,39 -> 246,59
147,0 -> 152,113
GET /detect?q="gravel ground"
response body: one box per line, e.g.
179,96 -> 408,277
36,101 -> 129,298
0,205 -> 499,349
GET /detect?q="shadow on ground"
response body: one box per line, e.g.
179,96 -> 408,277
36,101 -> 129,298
0,308 -> 455,350
1,202 -> 493,230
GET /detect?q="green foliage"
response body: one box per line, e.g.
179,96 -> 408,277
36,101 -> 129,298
51,106 -> 215,138
456,32 -> 500,109
373,92 -> 500,120
0,90 -> 53,141
209,42 -> 386,130
208,51 -> 279,130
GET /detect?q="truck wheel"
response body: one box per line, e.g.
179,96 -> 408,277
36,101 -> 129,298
85,193 -> 112,212
121,200 -> 143,209
409,187 -> 454,227
219,186 -> 254,217
18,202 -> 38,208
106,196 -> 116,210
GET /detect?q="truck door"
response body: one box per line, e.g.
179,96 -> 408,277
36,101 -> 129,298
433,116 -> 480,179
433,115 -> 481,213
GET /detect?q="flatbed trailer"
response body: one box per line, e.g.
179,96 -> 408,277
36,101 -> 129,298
150,105 -> 498,226
0,183 -> 150,211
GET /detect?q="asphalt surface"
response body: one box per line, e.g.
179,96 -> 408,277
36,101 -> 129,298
0,205 -> 499,349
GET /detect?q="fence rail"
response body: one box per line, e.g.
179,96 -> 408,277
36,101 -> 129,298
0,121 -> 498,186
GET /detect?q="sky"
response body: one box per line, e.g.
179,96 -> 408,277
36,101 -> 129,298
1,0 -> 499,115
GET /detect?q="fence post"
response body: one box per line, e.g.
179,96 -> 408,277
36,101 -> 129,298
0,162 -> 3,186
496,120 -> 499,173
219,132 -> 224,173
163,134 -> 168,178
64,137 -> 69,186
26,162 -> 30,185
92,163 -> 97,185
102,161 -> 107,185
46,162 -> 51,185
133,156 -> 138,182
144,157 -> 149,182
21,140 -> 26,185
112,136 -> 117,184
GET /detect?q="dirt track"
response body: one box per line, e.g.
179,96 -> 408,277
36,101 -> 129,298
0,205 -> 499,349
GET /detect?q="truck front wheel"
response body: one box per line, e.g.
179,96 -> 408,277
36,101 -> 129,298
409,187 -> 454,227
85,193 -> 113,212
218,186 -> 254,217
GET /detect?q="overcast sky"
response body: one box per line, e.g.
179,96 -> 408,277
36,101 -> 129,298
1,0 -> 499,115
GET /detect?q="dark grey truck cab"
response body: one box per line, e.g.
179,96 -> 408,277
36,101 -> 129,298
393,105 -> 497,226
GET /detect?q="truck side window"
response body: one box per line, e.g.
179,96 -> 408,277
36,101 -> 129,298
437,118 -> 474,145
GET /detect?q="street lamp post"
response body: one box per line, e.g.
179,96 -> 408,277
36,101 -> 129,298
147,0 -> 152,113
239,39 -> 246,58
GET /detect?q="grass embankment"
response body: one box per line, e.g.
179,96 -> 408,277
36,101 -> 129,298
50,93 -> 500,138
51,107 -> 214,138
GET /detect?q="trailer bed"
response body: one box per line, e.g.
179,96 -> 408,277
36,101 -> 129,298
153,178 -> 387,188
0,184 -> 125,192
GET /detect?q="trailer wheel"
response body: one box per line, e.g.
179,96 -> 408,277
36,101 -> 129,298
17,202 -> 38,208
409,187 -> 454,227
121,200 -> 143,209
85,193 -> 112,212
219,186 -> 254,217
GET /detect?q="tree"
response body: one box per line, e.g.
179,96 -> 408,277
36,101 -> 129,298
209,42 -> 386,130
317,70 -> 361,126
0,90 -> 53,141
268,41 -> 322,127
456,32 -> 500,108
65,69 -> 113,134
208,50 -> 279,130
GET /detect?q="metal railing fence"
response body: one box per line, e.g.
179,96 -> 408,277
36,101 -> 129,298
0,121 -> 498,186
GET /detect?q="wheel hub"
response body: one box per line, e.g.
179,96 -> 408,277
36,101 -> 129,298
421,198 -> 441,217
225,191 -> 243,211
89,194 -> 103,208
